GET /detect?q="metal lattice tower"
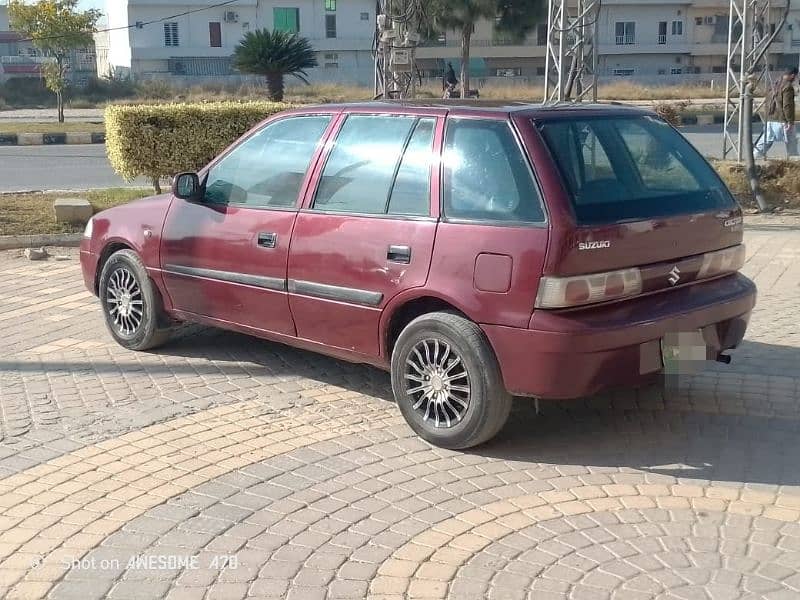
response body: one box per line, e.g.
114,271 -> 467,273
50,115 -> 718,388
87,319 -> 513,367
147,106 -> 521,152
543,0 -> 600,103
722,0 -> 774,160
374,0 -> 422,100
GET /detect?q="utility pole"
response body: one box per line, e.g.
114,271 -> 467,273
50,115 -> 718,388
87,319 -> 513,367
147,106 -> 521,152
722,0 -> 775,160
374,0 -> 422,100
543,0 -> 600,103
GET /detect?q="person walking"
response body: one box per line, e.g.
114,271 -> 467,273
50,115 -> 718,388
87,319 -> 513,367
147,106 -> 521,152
443,62 -> 458,98
755,67 -> 798,159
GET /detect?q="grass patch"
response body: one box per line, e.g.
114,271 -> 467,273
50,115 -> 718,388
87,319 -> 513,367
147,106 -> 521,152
0,188 -> 148,236
0,121 -> 105,134
713,160 -> 800,209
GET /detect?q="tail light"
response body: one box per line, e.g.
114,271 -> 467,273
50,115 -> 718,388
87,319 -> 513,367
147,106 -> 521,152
535,244 -> 746,310
697,244 -> 746,280
535,268 -> 642,309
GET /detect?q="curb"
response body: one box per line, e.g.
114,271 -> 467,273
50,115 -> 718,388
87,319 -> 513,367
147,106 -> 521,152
0,132 -> 105,146
0,233 -> 82,251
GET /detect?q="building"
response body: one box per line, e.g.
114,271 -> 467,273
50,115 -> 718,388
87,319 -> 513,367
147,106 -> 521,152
105,0 -> 376,85
100,0 -> 800,90
0,0 -> 98,85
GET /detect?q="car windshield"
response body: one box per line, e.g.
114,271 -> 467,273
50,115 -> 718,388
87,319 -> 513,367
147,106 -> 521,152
537,115 -> 735,225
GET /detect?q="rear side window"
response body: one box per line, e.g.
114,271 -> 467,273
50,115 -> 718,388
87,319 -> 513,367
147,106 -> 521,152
538,115 -> 734,224
443,119 -> 544,223
313,115 -> 435,216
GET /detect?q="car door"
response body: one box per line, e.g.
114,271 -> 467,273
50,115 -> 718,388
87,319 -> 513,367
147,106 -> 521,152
287,112 -> 441,357
160,114 -> 334,336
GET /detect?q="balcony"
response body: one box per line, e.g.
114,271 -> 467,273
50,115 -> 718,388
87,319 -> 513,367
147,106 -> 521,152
0,55 -> 50,75
615,35 -> 636,45
658,34 -> 666,44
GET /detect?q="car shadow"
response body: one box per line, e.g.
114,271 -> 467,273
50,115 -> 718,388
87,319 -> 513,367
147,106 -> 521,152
3,329 -> 798,488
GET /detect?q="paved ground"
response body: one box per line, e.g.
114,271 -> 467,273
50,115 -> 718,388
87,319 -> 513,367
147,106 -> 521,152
0,126 -> 749,193
0,225 -> 799,600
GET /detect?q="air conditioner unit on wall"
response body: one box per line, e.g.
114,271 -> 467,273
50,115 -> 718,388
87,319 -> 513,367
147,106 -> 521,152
224,11 -> 239,23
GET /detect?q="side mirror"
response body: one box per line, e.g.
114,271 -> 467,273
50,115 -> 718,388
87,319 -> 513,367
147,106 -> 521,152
172,172 -> 203,202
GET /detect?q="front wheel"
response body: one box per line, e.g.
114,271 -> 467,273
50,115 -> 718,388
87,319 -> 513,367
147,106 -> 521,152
99,249 -> 171,351
391,311 -> 512,449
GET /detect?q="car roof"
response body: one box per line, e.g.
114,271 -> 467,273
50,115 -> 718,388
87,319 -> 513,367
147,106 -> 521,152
292,100 -> 651,118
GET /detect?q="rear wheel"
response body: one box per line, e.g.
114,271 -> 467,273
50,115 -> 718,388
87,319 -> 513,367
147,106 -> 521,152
99,249 -> 171,351
391,311 -> 512,449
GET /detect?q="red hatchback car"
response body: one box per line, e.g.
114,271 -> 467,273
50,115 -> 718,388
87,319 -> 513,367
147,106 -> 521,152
81,102 -> 756,448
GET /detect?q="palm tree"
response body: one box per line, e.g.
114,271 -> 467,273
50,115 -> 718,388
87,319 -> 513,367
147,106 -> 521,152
426,0 -> 543,98
233,29 -> 318,101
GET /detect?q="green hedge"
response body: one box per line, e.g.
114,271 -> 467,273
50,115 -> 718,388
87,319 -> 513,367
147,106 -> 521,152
105,101 -> 291,189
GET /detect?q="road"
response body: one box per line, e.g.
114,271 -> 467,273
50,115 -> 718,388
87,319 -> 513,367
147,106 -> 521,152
0,144 -> 148,193
0,125 -> 770,193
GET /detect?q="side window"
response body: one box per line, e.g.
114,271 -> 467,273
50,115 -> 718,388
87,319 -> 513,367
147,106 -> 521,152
443,119 -> 544,223
388,118 -> 435,216
204,115 -> 331,207
314,115 -> 434,216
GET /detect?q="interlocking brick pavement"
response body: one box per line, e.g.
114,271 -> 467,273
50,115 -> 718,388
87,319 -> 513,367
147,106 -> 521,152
0,226 -> 798,600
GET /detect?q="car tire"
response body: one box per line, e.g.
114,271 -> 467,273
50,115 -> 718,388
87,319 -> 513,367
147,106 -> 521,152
391,311 -> 512,449
98,249 -> 172,351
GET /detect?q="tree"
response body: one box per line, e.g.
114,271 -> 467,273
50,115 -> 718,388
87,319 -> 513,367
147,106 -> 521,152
9,0 -> 100,123
233,29 -> 318,102
426,0 -> 543,98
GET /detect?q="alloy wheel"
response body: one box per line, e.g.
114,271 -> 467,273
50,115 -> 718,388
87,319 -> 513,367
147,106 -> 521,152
404,338 -> 471,428
105,267 -> 144,336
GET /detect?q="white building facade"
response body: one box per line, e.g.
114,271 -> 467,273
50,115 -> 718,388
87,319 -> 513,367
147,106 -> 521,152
104,0 -> 376,85
101,0 -> 800,89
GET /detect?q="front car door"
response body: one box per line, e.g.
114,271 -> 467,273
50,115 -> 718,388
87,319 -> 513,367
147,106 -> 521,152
287,111 -> 443,357
160,114 -> 334,336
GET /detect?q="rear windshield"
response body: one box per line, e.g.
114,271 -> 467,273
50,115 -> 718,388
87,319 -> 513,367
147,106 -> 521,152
537,115 -> 735,224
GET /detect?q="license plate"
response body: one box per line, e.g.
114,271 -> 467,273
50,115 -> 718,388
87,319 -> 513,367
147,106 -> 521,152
661,330 -> 708,374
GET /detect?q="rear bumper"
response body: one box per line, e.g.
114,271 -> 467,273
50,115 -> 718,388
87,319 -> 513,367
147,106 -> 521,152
482,273 -> 756,399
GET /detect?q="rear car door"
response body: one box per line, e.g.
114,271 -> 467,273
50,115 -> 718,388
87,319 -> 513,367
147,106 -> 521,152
160,114 -> 333,336
287,112 -> 441,357
426,116 -> 549,329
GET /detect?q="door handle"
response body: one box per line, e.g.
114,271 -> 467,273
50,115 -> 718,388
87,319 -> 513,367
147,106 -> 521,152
257,232 -> 277,248
387,245 -> 411,264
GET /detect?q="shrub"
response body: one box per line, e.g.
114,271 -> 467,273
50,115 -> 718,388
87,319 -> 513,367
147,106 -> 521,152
653,100 -> 690,126
105,101 -> 291,192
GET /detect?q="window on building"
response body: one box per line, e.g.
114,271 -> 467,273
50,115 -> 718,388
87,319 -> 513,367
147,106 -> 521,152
705,16 -> 715,25
361,12 -> 370,21
443,119 -> 544,224
209,22 -> 222,47
274,8 -> 300,33
671,20 -> 683,35
496,68 -> 522,77
325,0 -> 336,10
164,22 -> 179,47
536,23 -> 547,46
326,14 -> 337,38
712,65 -> 726,73
615,22 -> 635,45
612,68 -> 634,76
695,17 -> 703,25
204,116 -> 332,207
536,66 -> 546,76
324,53 -> 339,68
671,68 -> 682,74
658,21 -> 667,44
